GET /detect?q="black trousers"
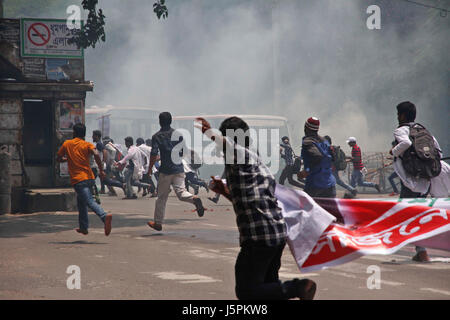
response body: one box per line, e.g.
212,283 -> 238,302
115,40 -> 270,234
399,181 -> 427,198
279,165 -> 304,189
305,185 -> 336,198
399,181 -> 428,253
142,173 -> 156,193
185,172 -> 207,190
235,241 -> 298,300
92,167 -> 123,189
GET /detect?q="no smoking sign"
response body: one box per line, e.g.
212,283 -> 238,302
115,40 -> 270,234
21,18 -> 83,58
27,23 -> 51,46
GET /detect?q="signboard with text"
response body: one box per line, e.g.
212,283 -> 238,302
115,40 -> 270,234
21,18 -> 84,58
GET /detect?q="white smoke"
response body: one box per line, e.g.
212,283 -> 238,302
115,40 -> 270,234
80,0 -> 448,154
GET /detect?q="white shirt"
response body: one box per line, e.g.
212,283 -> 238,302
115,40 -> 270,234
182,158 -> 194,173
119,145 -> 144,180
104,142 -> 117,167
137,144 -> 152,172
392,123 -> 449,197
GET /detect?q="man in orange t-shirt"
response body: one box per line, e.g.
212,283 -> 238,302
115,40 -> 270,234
57,123 -> 112,236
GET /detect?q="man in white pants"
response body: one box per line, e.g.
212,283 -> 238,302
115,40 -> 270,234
147,112 -> 205,231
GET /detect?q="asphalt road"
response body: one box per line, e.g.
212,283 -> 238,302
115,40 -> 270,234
0,189 -> 449,300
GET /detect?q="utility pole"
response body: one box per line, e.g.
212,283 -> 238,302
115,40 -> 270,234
0,0 -> 4,19
271,0 -> 279,112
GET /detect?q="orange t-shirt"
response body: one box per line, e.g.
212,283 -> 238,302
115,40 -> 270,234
57,138 -> 95,185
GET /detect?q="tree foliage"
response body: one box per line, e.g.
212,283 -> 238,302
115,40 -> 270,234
67,0 -> 105,49
3,0 -> 169,50
68,0 -> 168,50
153,0 -> 169,20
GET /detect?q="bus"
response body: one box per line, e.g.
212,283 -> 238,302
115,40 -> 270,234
85,105 -> 160,144
172,114 -> 291,180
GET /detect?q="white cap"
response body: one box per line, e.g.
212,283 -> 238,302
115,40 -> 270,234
346,136 -> 357,143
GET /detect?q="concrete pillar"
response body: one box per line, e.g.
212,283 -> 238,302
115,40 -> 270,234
0,145 -> 11,214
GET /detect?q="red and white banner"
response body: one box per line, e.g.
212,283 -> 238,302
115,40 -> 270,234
275,184 -> 450,273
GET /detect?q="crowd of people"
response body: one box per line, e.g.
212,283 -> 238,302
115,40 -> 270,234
56,101 -> 449,300
88,130 -> 209,201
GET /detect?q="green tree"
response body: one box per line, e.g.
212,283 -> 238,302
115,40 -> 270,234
70,0 -> 168,49
1,0 -> 169,49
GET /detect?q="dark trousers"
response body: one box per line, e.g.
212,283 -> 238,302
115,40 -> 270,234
92,167 -> 123,189
235,241 -> 298,300
142,173 -> 156,193
399,181 -> 427,253
305,185 -> 336,198
400,181 -> 426,198
185,172 -> 207,190
279,165 -> 304,189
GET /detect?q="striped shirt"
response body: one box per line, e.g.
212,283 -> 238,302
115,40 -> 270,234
351,144 -> 364,170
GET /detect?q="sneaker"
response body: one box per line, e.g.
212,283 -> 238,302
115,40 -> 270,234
75,228 -> 88,235
142,190 -> 148,197
208,197 -> 219,204
375,184 -> 381,193
122,195 -> 138,199
150,192 -> 158,198
147,221 -> 162,231
412,251 -> 430,262
389,192 -> 398,196
193,197 -> 205,217
295,279 -> 317,300
104,214 -> 112,236
351,189 -> 358,196
343,192 -> 355,199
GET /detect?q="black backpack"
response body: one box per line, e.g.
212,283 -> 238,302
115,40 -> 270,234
400,123 -> 441,179
292,156 -> 302,173
332,145 -> 347,171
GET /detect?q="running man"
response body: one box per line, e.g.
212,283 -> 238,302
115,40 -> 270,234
57,123 -> 112,236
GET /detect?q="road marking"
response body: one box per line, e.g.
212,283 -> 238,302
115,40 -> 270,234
153,271 -> 221,284
379,280 -> 404,286
420,288 -> 450,296
188,249 -> 235,262
201,223 -> 220,227
279,272 -> 319,279
327,270 -> 357,278
410,263 -> 450,270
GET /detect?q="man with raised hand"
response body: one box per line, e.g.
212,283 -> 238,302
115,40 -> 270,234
196,116 -> 317,300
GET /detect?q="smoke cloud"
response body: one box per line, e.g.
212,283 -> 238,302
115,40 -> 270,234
82,0 -> 449,154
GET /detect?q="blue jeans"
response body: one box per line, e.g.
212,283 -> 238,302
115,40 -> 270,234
388,172 -> 399,194
333,171 -> 355,193
351,170 -> 376,189
124,167 -> 151,197
73,179 -> 107,231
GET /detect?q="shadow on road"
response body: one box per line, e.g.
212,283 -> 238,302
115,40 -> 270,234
0,212 -> 199,239
48,240 -> 108,245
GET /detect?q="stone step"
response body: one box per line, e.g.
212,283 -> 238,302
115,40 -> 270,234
18,188 -> 77,214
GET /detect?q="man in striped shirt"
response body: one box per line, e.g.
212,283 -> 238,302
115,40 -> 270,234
347,137 -> 380,192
